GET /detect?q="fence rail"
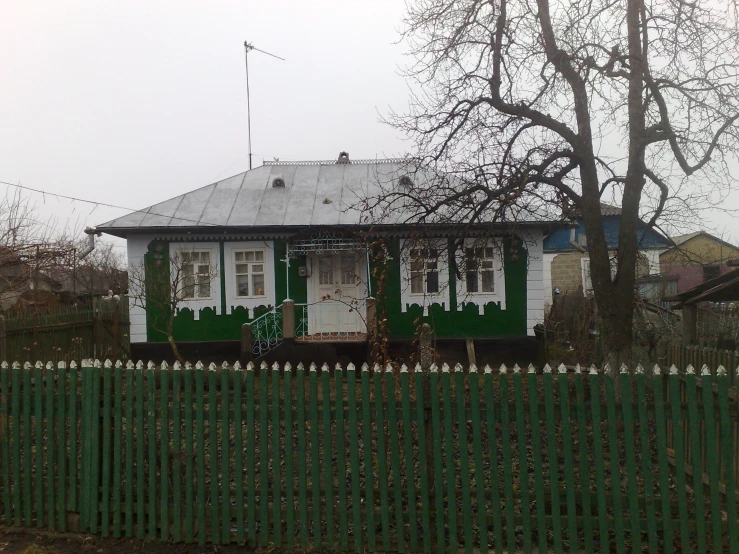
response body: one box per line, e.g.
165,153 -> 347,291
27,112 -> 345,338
0,360 -> 738,552
0,299 -> 129,363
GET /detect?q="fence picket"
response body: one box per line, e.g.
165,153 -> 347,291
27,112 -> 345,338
668,366 -> 690,550
322,364 -> 336,549
483,366 -> 504,554
401,365 -> 419,552
652,367 -> 674,553
135,363 -> 145,540
220,364 -> 230,544
635,366 -> 658,553
271,363 -> 282,548
160,365 -> 170,542
34,363 -> 44,528
414,366 -> 432,554
335,364 -> 349,551
124,362 -> 134,537
543,366 -> 563,554
468,365 -> 487,554
604,370 -> 625,554
557,365 -> 578,553
112,362 -> 122,538
195,363 -> 206,546
347,364 -> 362,552
171,363 -> 182,542
386,365 -> 404,553
498,367 -> 516,553
441,364 -> 458,553
101,361 -> 112,537
295,363 -> 308,549
527,367 -> 547,554
309,364 -> 322,548
454,365 -> 473,554
232,363 -> 244,545
360,365 -> 376,552
513,366 -> 533,554
685,366 -> 707,553
283,364 -> 294,549
588,368 -> 609,551
23,365 -> 33,527
259,363 -> 269,547
183,364 -> 194,543
573,367 -> 593,554
717,366 -> 739,553
208,365 -> 220,544
11,363 -> 21,527
374,365 -> 391,551
619,369 -> 641,553
0,363 -> 10,525
147,364 -> 157,540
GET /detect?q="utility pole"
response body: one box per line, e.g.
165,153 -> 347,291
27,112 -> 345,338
243,41 -> 285,170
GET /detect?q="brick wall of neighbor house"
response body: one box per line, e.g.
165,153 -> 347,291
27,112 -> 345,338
550,252 -> 588,295
660,234 -> 739,292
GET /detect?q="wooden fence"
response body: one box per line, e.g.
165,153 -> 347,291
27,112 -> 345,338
668,343 -> 739,384
0,299 -> 129,363
0,360 -> 738,553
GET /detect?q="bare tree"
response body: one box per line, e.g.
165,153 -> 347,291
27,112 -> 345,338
128,248 -> 219,363
375,0 -> 739,364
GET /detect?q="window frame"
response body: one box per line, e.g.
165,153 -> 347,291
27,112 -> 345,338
180,249 -> 215,301
233,248 -> 267,299
407,246 -> 441,296
461,244 -> 498,295
399,238 -> 450,315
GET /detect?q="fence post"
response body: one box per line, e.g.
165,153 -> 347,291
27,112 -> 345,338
282,300 -> 295,340
0,315 -> 5,363
241,323 -> 253,363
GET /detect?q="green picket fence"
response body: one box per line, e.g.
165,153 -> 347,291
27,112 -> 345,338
668,342 -> 739,384
0,360 -> 738,553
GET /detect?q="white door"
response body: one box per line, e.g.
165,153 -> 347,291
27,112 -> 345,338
310,253 -> 366,335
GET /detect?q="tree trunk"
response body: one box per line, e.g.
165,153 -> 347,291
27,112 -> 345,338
167,334 -> 185,364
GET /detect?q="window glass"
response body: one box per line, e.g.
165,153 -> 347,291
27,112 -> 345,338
464,244 -> 495,293
234,249 -> 266,297
180,250 -> 212,299
319,256 -> 334,285
409,246 -> 440,294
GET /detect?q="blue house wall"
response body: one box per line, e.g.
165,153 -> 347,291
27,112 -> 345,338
544,215 -> 672,252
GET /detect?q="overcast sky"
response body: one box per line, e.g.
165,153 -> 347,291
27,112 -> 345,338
0,1 -> 736,252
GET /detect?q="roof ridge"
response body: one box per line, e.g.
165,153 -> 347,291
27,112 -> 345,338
263,158 -> 408,166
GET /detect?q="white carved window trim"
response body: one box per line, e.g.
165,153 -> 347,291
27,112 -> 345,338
399,239 -> 450,315
456,238 -> 507,314
170,243 -> 221,320
224,241 -> 276,317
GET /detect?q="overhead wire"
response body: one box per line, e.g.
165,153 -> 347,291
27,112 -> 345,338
0,179 -> 229,228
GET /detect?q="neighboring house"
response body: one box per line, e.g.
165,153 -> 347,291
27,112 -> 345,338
660,231 -> 739,293
93,155 -> 563,358
542,204 -> 673,305
0,247 -> 63,310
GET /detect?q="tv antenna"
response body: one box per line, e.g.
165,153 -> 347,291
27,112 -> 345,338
244,41 -> 285,170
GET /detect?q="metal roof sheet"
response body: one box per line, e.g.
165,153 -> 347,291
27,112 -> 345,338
96,160 -> 558,233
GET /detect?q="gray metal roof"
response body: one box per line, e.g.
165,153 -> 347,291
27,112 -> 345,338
96,159 -> 558,235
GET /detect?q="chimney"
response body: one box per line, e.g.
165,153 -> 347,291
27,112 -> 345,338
337,151 -> 350,164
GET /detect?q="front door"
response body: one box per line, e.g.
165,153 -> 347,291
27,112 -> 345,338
310,253 -> 365,336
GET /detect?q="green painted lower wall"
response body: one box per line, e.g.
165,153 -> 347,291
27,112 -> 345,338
374,238 -> 528,340
143,236 -> 528,343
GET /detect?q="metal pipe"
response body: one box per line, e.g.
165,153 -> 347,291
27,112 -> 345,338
78,228 -> 97,259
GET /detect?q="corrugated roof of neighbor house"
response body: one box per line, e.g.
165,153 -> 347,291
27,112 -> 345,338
95,158 -> 560,234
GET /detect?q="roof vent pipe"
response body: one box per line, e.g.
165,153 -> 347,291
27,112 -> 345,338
78,228 -> 98,260
337,151 -> 350,164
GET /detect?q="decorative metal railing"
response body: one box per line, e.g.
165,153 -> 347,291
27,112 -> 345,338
296,303 -> 309,338
249,304 -> 283,357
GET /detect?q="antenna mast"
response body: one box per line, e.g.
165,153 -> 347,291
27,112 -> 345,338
244,41 -> 285,170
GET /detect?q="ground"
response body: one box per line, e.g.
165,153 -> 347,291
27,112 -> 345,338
0,529 -> 254,554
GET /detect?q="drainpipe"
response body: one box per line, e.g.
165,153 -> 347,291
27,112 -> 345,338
78,228 -> 98,260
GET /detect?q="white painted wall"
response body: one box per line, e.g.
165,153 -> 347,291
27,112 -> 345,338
126,235 -> 153,344
524,230 -> 545,336
542,252 -> 557,309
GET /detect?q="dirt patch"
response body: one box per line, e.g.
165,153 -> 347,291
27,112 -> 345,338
0,529 -> 259,554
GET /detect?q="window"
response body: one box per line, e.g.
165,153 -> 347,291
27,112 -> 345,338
581,255 -> 618,295
703,264 -> 721,282
234,250 -> 265,297
464,246 -> 496,293
409,248 -> 440,294
181,250 -> 212,299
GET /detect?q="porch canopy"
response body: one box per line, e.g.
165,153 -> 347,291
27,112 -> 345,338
664,267 -> 739,343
